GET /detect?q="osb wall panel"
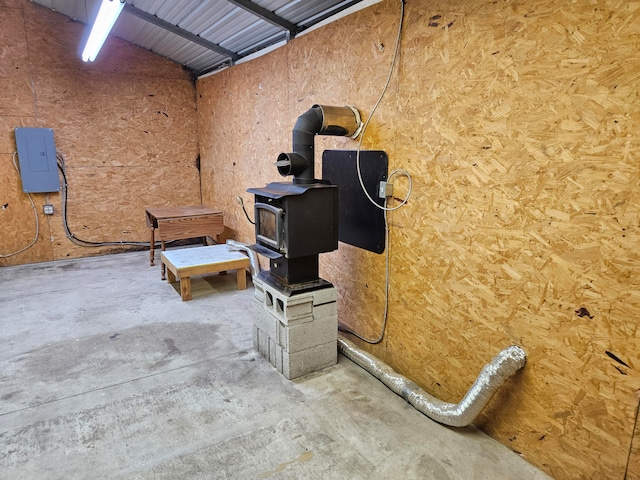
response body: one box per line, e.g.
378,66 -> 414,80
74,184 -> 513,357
0,1 -> 200,266
198,48 -> 291,251
0,6 -> 35,117
196,0 -> 640,478
389,1 -> 640,478
0,153 -> 53,263
50,165 -> 200,259
32,69 -> 198,169
629,398 -> 640,479
0,4 -> 47,265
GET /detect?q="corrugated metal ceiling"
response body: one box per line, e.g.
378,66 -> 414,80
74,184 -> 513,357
30,0 -> 367,75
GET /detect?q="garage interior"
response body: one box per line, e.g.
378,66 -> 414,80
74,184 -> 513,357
1,1 -> 638,479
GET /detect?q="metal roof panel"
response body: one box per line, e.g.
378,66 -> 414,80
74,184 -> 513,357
30,0 -> 368,74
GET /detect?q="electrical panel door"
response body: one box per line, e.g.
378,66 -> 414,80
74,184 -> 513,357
14,127 -> 60,193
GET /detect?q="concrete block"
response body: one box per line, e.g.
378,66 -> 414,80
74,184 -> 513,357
281,313 -> 314,327
277,321 -> 287,349
280,314 -> 338,353
253,309 -> 279,340
282,341 -> 337,380
312,302 -> 337,320
313,287 -> 338,306
268,337 -> 277,366
274,342 -> 283,373
254,327 -> 261,354
259,282 -> 315,324
253,277 -> 265,302
261,329 -> 270,358
253,283 -> 339,379
257,328 -> 269,357
277,295 -> 314,324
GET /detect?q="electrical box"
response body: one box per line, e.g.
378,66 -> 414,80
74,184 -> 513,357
14,128 -> 60,193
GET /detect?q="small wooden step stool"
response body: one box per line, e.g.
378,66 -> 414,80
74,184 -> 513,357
160,245 -> 250,301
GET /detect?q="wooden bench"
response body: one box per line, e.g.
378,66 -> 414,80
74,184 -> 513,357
160,245 -> 250,301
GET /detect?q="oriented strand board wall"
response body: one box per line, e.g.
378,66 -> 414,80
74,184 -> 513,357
0,1 -> 200,266
197,48 -> 291,248
197,0 -> 640,478
390,2 -> 639,479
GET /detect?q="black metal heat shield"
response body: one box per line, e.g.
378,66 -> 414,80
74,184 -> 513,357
322,150 -> 388,254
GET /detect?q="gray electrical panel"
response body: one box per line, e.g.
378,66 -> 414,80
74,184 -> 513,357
14,127 -> 60,193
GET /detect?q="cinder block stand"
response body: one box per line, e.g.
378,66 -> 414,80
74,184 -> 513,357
252,276 -> 338,380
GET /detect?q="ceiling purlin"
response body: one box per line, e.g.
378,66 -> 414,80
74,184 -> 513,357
123,3 -> 240,67
225,0 -> 299,38
297,0 -> 363,28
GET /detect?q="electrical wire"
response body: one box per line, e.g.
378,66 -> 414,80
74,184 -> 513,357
0,152 -> 40,258
338,199 -> 391,344
338,0 -> 408,344
57,153 -> 160,248
355,0 -> 411,213
238,196 -> 255,225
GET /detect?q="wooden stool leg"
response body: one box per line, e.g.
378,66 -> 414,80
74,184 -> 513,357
150,227 -> 155,266
161,240 -> 166,280
180,277 -> 192,301
167,268 -> 176,284
236,268 -> 247,290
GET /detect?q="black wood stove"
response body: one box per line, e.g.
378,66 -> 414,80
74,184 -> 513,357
248,104 -> 362,294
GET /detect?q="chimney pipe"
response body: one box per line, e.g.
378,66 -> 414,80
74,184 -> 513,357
277,105 -> 362,184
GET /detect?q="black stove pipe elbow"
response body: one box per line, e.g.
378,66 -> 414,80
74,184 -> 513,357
276,106 -> 323,183
277,104 -> 362,184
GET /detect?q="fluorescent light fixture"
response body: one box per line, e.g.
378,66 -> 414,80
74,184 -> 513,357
82,0 -> 125,62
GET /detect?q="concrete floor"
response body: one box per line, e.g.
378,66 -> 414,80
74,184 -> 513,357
0,250 -> 552,480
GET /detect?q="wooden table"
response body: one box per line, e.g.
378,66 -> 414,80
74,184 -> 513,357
145,205 -> 224,279
161,245 -> 250,301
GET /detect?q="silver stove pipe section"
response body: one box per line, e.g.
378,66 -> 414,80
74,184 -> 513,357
338,335 -> 526,427
226,240 -> 260,279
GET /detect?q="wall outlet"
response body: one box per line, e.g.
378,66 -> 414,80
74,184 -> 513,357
43,204 -> 54,215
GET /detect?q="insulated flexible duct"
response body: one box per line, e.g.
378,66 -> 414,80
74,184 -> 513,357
226,239 -> 260,279
337,335 -> 526,427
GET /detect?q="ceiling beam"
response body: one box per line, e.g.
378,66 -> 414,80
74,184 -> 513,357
123,4 -> 240,62
298,0 -> 364,28
225,0 -> 298,37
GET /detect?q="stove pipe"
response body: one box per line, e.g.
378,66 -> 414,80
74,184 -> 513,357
276,105 -> 362,184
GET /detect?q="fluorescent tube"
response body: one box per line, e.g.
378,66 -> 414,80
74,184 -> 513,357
81,0 -> 125,62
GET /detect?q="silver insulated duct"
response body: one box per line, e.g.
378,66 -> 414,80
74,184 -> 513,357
338,336 -> 526,427
226,239 -> 260,279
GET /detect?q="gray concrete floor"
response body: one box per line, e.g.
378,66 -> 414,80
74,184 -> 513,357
0,250 -> 551,480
